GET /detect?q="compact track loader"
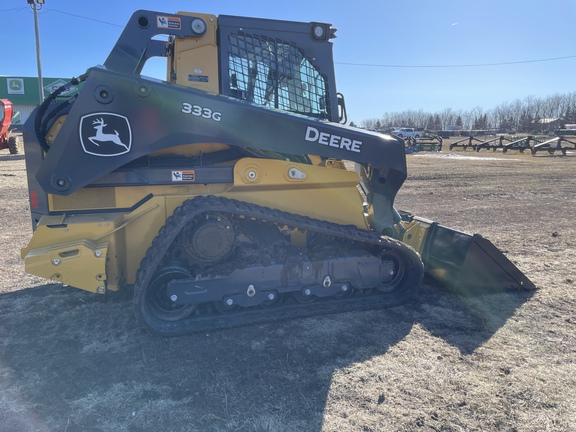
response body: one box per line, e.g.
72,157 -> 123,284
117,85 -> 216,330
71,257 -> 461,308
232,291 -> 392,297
21,10 -> 534,335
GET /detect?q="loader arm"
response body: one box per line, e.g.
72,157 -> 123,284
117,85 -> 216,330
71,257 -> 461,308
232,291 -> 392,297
35,69 -> 407,194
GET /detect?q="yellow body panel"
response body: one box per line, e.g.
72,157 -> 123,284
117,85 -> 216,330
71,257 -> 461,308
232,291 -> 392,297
22,157 -> 368,293
23,240 -> 108,293
22,213 -> 120,293
400,218 -> 433,256
226,158 -> 368,227
150,143 -> 231,158
169,12 -> 219,93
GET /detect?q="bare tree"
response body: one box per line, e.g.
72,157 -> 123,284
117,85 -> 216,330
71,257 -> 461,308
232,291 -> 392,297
364,91 -> 576,133
438,108 -> 455,130
360,118 -> 379,129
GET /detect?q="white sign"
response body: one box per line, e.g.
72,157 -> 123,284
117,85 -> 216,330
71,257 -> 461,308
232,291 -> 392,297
7,78 -> 24,95
44,79 -> 78,96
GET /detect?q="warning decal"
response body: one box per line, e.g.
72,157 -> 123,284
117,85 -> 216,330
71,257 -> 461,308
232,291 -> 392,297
157,16 -> 182,30
171,170 -> 196,182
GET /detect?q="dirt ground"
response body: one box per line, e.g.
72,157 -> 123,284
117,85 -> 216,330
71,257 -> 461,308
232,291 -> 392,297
0,145 -> 574,432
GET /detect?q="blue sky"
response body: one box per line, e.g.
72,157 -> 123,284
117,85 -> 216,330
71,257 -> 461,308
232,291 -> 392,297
2,0 -> 576,123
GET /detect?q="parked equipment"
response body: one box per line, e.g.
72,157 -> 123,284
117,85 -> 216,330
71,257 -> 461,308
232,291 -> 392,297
0,99 -> 20,154
21,10 -> 534,335
406,135 -> 443,153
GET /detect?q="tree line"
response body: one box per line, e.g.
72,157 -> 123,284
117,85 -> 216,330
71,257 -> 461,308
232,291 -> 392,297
357,91 -> 576,133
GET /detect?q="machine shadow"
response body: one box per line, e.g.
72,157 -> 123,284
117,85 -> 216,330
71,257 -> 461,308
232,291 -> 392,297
415,278 -> 536,355
0,280 -> 534,431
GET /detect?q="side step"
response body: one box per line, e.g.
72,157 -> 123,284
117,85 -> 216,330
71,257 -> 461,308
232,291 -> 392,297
401,215 -> 536,295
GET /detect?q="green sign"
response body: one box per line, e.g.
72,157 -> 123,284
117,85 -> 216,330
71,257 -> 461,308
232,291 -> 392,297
0,76 -> 83,105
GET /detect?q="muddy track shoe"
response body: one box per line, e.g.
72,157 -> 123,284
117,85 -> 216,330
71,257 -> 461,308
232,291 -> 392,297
133,196 -> 424,336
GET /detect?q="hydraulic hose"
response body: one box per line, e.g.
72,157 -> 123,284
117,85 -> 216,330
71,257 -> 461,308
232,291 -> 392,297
34,72 -> 89,153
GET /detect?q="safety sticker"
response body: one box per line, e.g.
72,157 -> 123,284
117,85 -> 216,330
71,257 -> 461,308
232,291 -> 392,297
171,170 -> 196,182
157,16 -> 181,30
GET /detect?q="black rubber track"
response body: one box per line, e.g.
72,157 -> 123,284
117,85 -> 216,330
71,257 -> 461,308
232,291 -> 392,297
133,195 -> 424,336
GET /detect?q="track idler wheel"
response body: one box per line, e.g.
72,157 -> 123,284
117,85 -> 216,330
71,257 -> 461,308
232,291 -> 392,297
143,264 -> 197,322
377,251 -> 406,293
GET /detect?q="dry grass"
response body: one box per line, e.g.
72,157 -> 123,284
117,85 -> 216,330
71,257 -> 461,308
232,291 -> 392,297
0,145 -> 575,431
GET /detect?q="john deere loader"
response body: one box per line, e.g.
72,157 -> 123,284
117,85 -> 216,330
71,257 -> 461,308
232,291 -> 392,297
21,10 -> 534,336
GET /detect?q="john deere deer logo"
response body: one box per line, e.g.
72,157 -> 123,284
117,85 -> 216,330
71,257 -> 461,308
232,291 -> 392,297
79,113 -> 132,157
89,117 -> 129,150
